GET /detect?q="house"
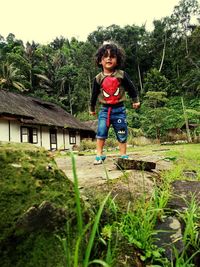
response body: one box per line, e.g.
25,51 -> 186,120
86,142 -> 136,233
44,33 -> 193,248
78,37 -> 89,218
0,90 -> 95,150
166,123 -> 199,142
82,119 -> 98,133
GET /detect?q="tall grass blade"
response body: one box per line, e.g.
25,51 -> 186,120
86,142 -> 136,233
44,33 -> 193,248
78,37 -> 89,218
56,235 -> 71,267
105,238 -> 113,266
71,152 -> 83,236
102,161 -> 110,182
83,192 -> 111,267
73,222 -> 92,267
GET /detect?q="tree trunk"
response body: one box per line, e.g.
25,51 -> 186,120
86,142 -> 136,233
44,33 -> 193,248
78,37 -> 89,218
88,74 -> 92,111
69,84 -> 73,115
156,127 -> 161,143
181,97 -> 192,143
159,33 -> 166,73
137,63 -> 143,94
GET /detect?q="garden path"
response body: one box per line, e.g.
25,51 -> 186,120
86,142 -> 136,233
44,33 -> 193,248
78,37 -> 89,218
55,151 -> 172,192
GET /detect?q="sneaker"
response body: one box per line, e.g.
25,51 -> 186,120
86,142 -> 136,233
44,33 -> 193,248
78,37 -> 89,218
93,155 -> 106,165
120,155 -> 129,159
101,155 -> 107,161
94,156 -> 103,165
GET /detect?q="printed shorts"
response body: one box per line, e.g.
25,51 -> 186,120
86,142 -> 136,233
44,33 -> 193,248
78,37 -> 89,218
96,106 -> 128,143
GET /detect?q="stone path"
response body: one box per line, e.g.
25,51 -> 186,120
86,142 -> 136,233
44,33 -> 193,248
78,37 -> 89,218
55,152 -> 172,188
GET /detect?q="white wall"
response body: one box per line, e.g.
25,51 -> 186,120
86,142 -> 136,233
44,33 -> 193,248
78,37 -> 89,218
0,119 -> 21,142
10,121 -> 21,142
0,118 -> 81,150
76,131 -> 80,145
64,129 -> 69,149
0,120 -> 9,141
40,126 -> 50,150
63,129 -> 81,150
57,128 -> 64,150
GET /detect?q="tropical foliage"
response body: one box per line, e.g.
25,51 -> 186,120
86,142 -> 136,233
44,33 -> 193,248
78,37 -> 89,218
0,0 -> 199,140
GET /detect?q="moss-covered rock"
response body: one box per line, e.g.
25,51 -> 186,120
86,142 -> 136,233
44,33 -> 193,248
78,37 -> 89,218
0,142 -> 78,267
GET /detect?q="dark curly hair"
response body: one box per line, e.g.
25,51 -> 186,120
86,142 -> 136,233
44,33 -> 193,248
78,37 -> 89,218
95,42 -> 125,69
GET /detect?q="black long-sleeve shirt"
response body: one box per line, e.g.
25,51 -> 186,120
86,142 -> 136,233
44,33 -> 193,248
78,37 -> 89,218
90,70 -> 139,112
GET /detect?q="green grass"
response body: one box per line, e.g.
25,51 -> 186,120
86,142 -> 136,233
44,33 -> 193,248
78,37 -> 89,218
58,153 -> 113,267
83,143 -> 200,266
120,143 -> 200,266
1,142 -> 200,266
119,185 -> 169,263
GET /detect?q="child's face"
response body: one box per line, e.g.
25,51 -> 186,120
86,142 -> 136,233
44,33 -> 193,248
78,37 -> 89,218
100,49 -> 118,73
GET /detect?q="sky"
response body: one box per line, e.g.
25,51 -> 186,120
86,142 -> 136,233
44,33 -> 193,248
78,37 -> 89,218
0,0 -> 182,44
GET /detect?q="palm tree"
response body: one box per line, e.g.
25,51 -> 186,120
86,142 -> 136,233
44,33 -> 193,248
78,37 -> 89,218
0,62 -> 26,91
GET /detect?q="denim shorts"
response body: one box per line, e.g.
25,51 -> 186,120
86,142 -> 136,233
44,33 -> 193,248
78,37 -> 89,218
96,106 -> 128,143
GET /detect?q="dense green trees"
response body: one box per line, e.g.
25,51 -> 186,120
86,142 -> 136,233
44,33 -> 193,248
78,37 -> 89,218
0,0 -> 199,140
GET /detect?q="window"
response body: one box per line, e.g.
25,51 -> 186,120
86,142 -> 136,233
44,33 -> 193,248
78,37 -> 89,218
21,127 -> 38,144
21,127 -> 28,142
50,128 -> 57,150
32,128 -> 38,143
69,131 -> 76,144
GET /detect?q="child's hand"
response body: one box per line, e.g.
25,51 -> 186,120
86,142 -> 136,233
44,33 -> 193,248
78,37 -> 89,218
89,111 -> 96,116
132,102 -> 140,109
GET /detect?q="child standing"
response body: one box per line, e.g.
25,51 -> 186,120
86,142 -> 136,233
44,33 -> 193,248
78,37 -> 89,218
90,42 -> 140,165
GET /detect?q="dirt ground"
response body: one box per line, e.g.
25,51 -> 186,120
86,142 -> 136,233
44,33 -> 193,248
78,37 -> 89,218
55,151 -> 172,205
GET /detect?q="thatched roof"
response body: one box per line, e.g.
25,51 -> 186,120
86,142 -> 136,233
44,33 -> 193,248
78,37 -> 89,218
82,120 -> 98,132
0,90 -> 94,132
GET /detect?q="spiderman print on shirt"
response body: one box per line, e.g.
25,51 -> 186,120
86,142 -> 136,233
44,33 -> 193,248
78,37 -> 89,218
101,76 -> 120,105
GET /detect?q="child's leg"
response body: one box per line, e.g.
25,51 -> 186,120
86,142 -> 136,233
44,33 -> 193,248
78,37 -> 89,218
96,138 -> 105,156
94,138 -> 106,165
95,107 -> 108,159
118,142 -> 127,156
111,106 -> 128,156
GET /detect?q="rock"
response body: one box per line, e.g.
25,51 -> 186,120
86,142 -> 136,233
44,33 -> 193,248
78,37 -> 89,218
183,170 -> 198,179
78,152 -> 84,156
154,216 -> 184,261
16,201 -> 67,232
168,180 -> 200,211
116,158 -> 156,171
0,143 -> 83,267
11,163 -> 22,168
46,163 -> 53,170
114,235 -> 144,267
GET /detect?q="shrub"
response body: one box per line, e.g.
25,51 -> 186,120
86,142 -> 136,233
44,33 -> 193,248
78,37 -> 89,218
104,138 -> 118,149
79,139 -> 96,151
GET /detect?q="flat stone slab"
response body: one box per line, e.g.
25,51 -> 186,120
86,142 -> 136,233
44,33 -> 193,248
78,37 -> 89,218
168,180 -> 200,211
154,216 -> 184,260
55,153 -> 170,187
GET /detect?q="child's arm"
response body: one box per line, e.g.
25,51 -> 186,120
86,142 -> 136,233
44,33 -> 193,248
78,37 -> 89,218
122,71 -> 140,109
90,78 -> 100,115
